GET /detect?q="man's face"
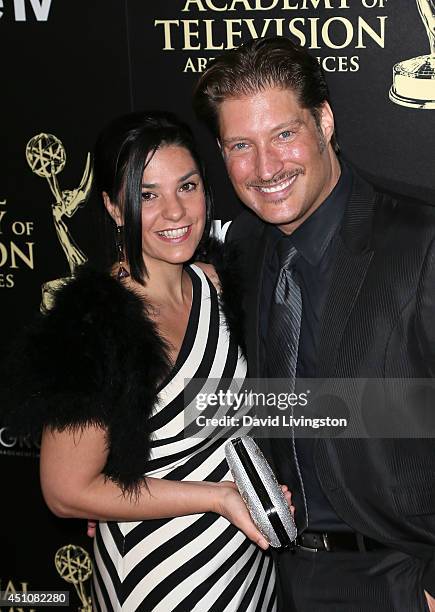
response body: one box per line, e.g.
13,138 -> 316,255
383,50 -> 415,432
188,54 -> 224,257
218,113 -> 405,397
218,86 -> 340,234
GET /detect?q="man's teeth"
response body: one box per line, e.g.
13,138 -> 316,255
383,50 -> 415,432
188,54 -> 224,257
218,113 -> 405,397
259,176 -> 295,193
158,226 -> 189,238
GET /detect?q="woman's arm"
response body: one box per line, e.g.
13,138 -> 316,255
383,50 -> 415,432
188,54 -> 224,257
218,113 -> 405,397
40,425 -> 283,549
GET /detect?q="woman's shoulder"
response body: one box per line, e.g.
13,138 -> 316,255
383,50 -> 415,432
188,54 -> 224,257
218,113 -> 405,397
192,262 -> 221,294
48,265 -> 127,316
193,237 -> 247,357
41,265 -> 157,339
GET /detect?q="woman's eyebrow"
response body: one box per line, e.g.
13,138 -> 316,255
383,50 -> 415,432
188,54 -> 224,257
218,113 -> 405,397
141,170 -> 199,189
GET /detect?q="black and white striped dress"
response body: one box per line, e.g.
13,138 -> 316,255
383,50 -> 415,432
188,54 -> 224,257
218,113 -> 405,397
92,265 -> 277,612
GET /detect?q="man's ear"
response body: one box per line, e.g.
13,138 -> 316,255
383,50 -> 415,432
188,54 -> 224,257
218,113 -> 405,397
216,138 -> 226,160
103,192 -> 123,226
319,101 -> 335,145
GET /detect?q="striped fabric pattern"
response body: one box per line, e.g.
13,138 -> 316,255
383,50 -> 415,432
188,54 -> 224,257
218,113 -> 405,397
92,265 -> 276,612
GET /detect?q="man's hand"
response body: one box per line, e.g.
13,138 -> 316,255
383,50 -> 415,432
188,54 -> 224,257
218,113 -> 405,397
425,590 -> 435,612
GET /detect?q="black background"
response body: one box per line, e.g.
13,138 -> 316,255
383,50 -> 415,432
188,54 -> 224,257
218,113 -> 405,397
1,0 -> 434,606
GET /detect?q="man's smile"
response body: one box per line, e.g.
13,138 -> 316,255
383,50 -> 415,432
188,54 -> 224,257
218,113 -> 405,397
249,170 -> 304,198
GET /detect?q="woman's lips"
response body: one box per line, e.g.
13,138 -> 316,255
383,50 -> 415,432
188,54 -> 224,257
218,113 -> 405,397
156,225 -> 192,242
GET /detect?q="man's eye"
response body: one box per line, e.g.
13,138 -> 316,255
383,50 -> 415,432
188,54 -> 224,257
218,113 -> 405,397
180,182 -> 197,192
279,130 -> 293,139
232,142 -> 248,151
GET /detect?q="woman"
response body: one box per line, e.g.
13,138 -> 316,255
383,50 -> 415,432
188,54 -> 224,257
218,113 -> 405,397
4,112 -> 287,611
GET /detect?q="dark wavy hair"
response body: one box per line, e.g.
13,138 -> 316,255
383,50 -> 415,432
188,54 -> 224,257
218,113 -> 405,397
193,36 -> 338,152
93,111 -> 212,284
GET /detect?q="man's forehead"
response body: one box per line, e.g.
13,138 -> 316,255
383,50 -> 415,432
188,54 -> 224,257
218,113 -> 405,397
217,86 -> 303,114
216,87 -> 308,137
220,119 -> 304,145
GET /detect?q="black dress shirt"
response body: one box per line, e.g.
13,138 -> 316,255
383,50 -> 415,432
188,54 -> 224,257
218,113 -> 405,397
260,162 -> 353,531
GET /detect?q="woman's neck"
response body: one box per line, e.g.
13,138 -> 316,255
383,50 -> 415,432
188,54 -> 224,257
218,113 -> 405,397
122,260 -> 191,310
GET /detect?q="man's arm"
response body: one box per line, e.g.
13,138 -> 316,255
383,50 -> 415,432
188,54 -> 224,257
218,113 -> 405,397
415,236 -> 435,377
415,236 -> 435,600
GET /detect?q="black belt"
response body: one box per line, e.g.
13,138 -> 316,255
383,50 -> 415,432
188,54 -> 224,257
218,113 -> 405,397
296,531 -> 388,552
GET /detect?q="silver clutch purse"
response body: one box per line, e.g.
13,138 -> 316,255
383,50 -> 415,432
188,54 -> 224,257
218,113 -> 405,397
225,436 -> 297,548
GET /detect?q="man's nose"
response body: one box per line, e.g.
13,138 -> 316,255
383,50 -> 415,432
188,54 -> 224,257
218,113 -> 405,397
255,144 -> 284,182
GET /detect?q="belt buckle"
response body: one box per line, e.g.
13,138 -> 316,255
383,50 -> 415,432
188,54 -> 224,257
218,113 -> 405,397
298,544 -> 318,553
297,532 -> 330,553
322,533 -> 331,552
296,534 -> 318,552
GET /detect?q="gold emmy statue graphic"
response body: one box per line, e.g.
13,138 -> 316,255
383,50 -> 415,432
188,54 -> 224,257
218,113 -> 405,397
25,133 -> 93,311
390,0 -> 435,108
55,544 -> 93,612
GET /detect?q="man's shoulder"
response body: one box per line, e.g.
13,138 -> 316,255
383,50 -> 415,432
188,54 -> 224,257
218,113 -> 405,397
373,183 -> 435,240
348,168 -> 435,247
225,209 -> 267,245
374,181 -> 434,212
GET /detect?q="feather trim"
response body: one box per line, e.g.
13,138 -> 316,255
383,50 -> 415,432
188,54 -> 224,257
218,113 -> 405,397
1,266 -> 171,496
1,246 -> 246,494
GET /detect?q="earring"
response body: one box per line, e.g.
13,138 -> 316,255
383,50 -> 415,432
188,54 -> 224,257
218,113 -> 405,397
116,225 -> 130,280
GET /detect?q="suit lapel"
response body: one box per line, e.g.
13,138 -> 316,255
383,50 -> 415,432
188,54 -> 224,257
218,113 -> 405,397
316,172 -> 377,377
316,244 -> 374,377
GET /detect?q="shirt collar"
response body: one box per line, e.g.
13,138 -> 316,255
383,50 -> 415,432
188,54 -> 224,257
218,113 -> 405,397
272,161 -> 352,266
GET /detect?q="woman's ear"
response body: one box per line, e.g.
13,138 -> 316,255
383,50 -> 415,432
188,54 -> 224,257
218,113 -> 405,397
103,192 -> 123,226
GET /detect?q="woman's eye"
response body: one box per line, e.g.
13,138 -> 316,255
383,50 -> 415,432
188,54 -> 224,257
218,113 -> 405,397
180,182 -> 197,192
141,192 -> 156,202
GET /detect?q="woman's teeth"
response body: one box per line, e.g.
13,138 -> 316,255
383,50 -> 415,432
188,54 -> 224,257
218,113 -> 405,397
158,226 -> 189,238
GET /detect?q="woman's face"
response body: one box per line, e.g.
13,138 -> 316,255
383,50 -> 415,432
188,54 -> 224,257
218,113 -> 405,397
138,145 -> 206,268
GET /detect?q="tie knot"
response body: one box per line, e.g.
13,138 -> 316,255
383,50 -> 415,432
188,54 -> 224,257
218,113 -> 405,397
277,240 -> 298,270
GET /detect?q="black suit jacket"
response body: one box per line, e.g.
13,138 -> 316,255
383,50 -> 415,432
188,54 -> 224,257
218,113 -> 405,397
225,171 -> 435,593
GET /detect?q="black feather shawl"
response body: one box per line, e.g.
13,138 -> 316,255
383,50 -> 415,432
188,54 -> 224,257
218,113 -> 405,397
1,238 -> 245,496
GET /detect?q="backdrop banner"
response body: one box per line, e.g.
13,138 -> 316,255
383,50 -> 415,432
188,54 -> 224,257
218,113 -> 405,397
1,0 -> 434,608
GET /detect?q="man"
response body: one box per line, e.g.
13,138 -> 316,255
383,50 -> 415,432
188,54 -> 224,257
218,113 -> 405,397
193,36 -> 435,611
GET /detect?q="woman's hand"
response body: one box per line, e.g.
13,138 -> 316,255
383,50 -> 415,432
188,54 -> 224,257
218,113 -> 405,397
425,590 -> 435,612
281,484 -> 294,514
214,481 -> 269,549
213,481 -> 294,550
87,520 -> 97,538
193,262 -> 221,293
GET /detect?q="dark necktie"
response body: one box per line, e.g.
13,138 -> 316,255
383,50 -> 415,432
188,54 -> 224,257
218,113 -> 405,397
267,243 -> 301,384
266,240 -> 308,532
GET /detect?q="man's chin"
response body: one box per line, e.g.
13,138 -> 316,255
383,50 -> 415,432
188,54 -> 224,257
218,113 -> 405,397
249,202 -> 300,228
242,193 -> 316,233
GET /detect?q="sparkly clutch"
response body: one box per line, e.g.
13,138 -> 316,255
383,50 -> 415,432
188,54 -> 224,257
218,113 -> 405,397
225,436 -> 297,549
